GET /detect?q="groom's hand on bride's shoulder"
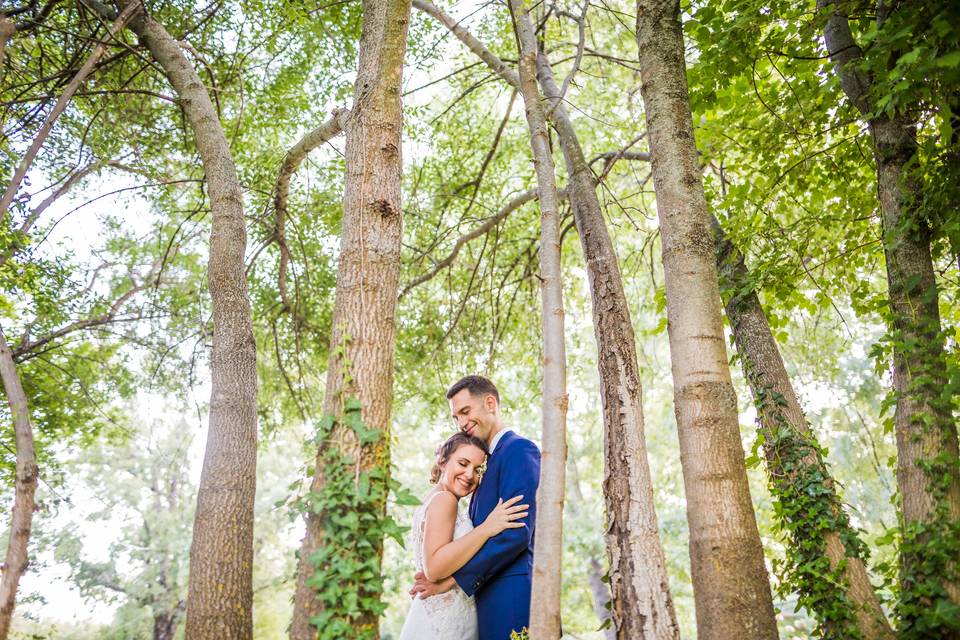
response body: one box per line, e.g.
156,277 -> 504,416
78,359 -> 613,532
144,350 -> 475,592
409,571 -> 456,599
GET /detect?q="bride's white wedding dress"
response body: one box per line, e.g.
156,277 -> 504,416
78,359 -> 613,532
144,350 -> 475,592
398,489 -> 479,639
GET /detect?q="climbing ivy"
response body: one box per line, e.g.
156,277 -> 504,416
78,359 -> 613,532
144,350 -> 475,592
299,395 -> 420,639
296,333 -> 420,639
741,356 -> 870,639
868,294 -> 960,637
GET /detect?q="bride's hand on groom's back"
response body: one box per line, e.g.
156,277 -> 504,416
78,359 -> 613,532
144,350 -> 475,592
479,495 -> 529,538
409,571 -> 456,599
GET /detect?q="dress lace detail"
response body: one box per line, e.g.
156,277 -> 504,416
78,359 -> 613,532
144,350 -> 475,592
398,489 -> 479,639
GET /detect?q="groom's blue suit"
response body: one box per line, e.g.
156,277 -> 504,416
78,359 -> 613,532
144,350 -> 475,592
453,430 -> 540,640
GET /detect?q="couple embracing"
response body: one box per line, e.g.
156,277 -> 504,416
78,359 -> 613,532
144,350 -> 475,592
399,375 -> 541,640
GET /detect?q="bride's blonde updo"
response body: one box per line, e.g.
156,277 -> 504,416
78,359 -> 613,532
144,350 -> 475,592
430,432 -> 489,484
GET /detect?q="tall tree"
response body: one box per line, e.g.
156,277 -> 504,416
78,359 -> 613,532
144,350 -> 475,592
509,1 -> 568,636
534,41 -> 680,640
289,0 -> 412,637
0,7 -> 141,636
634,1 -> 778,637
0,327 -> 37,640
412,4 -> 680,635
715,218 -> 894,639
105,3 -> 260,637
819,1 -> 960,628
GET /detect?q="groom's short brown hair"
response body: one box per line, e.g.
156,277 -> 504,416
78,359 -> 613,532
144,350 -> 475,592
446,375 -> 500,405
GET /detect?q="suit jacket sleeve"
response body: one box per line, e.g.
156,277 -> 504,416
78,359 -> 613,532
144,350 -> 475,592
453,438 -> 540,597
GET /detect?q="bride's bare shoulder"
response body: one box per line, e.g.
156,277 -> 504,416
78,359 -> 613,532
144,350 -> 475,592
424,490 -> 458,516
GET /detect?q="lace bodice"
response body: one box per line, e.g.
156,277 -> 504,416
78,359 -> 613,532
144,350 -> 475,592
411,489 -> 475,573
399,489 -> 478,639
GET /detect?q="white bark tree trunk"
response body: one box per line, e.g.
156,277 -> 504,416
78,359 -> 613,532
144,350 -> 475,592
536,51 -> 679,640
411,5 -> 680,636
510,3 -> 568,637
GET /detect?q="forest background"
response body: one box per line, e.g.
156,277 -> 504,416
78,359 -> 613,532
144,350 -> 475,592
0,0 -> 957,638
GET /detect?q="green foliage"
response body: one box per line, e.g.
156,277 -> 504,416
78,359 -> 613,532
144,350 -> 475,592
891,514 -> 960,636
300,391 -> 416,639
691,0 -> 959,631
867,206 -> 960,638
4,0 -> 955,636
744,358 -> 869,639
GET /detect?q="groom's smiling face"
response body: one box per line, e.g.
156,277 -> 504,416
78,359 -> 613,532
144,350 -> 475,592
449,388 -> 498,445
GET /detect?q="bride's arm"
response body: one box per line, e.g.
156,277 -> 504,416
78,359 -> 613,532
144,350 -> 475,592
422,491 -> 526,582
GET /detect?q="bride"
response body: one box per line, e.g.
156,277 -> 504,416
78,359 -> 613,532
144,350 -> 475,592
398,432 -> 528,639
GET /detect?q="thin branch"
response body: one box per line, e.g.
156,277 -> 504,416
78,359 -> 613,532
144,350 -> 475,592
0,1 -> 140,221
0,159 -> 103,268
401,187 -> 568,297
548,0 -> 589,115
271,108 -> 348,331
0,88 -> 177,106
412,0 -> 520,88
7,0 -> 63,32
457,88 -> 517,220
402,60 -> 483,96
13,265 -> 160,361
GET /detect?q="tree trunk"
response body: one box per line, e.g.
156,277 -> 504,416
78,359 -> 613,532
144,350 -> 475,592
121,6 -> 260,639
153,605 -> 182,640
634,2 -> 778,638
510,3 -> 568,637
714,219 -> 894,640
536,50 -> 680,640
288,1 -> 411,637
0,327 -> 38,640
410,4 -> 680,636
819,0 -> 960,619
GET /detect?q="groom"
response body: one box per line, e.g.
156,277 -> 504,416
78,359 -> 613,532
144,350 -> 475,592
410,375 -> 541,640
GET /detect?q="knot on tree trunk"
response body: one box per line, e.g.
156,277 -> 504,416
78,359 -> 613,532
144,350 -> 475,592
372,199 -> 398,219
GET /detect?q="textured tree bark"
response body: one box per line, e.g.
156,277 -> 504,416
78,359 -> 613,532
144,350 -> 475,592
536,51 -> 679,640
121,6 -> 259,638
510,3 -> 568,637
715,219 -> 894,639
0,327 -> 38,640
819,0 -> 960,612
635,1 -> 778,638
288,1 -> 411,637
411,4 -> 680,636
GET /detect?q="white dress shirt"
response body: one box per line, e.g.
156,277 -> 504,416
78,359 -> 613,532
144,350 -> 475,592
488,428 -> 511,454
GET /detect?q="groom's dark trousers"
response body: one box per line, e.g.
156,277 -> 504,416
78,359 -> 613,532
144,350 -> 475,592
454,430 -> 541,640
